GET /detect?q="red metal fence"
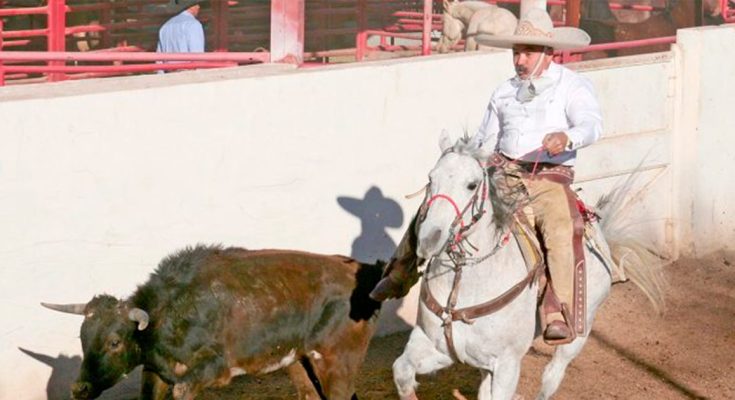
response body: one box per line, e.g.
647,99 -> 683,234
0,0 -> 716,86
0,0 -> 290,85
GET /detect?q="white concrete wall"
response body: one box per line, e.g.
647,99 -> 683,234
0,24 -> 732,399
0,50 -> 513,400
672,25 -> 735,256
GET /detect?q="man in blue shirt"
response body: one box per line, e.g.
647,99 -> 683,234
156,0 -> 205,53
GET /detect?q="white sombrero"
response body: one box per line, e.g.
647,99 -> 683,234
476,8 -> 590,50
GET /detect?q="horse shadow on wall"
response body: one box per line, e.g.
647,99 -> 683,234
18,347 -> 142,399
337,186 -> 412,334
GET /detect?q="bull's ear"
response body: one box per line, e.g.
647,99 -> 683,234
439,129 -> 453,153
128,308 -> 149,331
41,302 -> 87,315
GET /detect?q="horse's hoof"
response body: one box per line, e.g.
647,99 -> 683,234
400,392 -> 419,400
452,389 -> 468,400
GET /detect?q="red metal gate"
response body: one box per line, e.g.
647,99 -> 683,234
0,0 -> 711,86
0,0 -> 305,85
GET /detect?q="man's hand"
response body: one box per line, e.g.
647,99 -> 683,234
542,132 -> 569,156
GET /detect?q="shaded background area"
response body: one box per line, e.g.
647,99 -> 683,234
337,186 -> 403,263
337,186 -> 413,336
17,348 -> 143,399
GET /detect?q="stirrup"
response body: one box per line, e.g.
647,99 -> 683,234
543,304 -> 577,345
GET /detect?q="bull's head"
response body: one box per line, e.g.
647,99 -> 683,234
42,295 -> 149,399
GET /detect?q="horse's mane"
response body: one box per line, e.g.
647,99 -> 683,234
448,136 -> 521,235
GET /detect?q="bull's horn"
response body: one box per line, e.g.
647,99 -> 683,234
41,302 -> 86,315
128,308 -> 149,331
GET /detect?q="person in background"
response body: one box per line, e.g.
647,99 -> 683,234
156,0 -> 205,54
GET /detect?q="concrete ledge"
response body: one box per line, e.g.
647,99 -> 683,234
0,62 -> 297,102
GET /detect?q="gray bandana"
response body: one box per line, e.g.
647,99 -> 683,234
515,48 -> 553,103
516,76 -> 554,103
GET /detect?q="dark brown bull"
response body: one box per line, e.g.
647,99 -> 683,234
43,245 -> 383,400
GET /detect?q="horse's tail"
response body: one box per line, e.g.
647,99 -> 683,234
594,170 -> 667,313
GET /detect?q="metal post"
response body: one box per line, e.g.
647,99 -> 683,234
100,1 -> 111,48
355,0 -> 367,61
47,0 -> 67,82
0,4 -> 4,87
270,0 -> 304,64
694,0 -> 703,26
212,0 -> 229,52
421,0 -> 432,56
566,0 -> 580,27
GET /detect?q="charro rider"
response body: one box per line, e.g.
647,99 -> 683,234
370,8 -> 601,344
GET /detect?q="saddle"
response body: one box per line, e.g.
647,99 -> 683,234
509,191 -> 628,345
368,161 -> 626,346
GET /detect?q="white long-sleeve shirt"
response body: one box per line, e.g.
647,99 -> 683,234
472,62 -> 602,166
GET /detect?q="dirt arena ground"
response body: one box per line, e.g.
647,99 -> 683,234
200,251 -> 734,400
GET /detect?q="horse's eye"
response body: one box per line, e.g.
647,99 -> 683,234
467,182 -> 478,191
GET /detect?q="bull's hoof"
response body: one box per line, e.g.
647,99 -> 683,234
172,383 -> 193,400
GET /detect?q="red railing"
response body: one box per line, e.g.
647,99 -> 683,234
556,35 -> 677,63
0,0 -> 697,85
354,0 -> 675,61
0,50 -> 269,86
0,0 -> 302,85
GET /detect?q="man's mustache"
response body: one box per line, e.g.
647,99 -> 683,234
515,65 -> 528,75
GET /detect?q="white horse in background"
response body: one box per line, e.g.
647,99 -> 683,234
437,0 -> 518,53
392,134 -> 665,400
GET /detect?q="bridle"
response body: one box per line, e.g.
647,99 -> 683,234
416,148 -> 542,362
416,149 -> 503,266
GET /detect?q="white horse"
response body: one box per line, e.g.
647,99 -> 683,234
438,0 -> 518,53
393,134 -> 665,400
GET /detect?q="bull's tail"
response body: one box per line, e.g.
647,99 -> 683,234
594,169 -> 667,313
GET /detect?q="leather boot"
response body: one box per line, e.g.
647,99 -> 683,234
543,320 -> 572,341
369,212 -> 422,302
369,274 -> 404,302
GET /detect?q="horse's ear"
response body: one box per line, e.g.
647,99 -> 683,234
439,129 -> 454,153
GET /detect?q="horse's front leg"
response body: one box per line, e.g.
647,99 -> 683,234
393,327 -> 453,400
478,357 -> 522,400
